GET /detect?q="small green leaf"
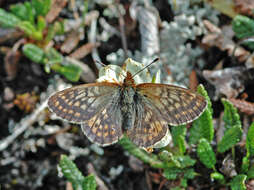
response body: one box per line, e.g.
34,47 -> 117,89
197,138 -> 216,169
119,137 -> 166,169
218,125 -> 242,153
163,167 -> 182,180
59,155 -> 85,190
45,48 -> 63,64
218,126 -> 242,153
189,85 -> 214,144
247,165 -> 254,179
10,3 -> 31,21
24,2 -> 35,24
232,15 -> 254,39
22,44 -> 45,63
171,125 -> 186,154
31,0 -> 51,17
241,156 -> 249,173
222,98 -> 241,131
180,178 -> 188,188
246,122 -> 254,157
163,167 -> 195,181
183,168 -> 196,179
10,2 -> 34,24
82,175 -> 96,190
159,151 -> 181,168
211,172 -> 225,184
56,64 -> 82,82
174,155 -> 196,168
239,38 -> 254,50
37,16 -> 46,32
0,8 -> 21,28
18,21 -> 42,40
171,187 -> 182,190
230,174 -> 247,190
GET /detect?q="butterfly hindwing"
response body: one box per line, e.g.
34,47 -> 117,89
136,83 -> 207,126
81,102 -> 123,146
126,94 -> 168,148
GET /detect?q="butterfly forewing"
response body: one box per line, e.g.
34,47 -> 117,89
48,82 -> 120,123
136,83 -> 207,126
48,82 -> 125,146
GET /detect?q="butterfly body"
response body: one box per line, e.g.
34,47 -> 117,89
48,70 -> 207,148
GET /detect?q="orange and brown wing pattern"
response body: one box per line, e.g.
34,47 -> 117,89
48,82 -> 120,123
81,103 -> 123,146
126,98 -> 168,148
136,83 -> 207,126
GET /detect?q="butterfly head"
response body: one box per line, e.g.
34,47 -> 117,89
123,71 -> 135,87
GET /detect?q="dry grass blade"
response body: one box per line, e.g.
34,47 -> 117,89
202,20 -> 250,62
70,42 -> 100,59
4,49 -> 20,80
60,31 -> 81,54
229,98 -> 254,115
46,0 -> 68,23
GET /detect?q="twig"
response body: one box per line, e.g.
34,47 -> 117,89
87,163 -> 109,190
88,16 -> 101,69
0,100 -> 48,151
116,0 -> 128,59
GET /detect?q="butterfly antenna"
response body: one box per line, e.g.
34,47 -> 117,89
95,60 -> 107,67
132,58 -> 159,78
95,60 -> 126,77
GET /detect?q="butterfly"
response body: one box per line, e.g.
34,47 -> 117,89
48,59 -> 207,148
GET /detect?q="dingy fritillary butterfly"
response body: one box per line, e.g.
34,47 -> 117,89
48,59 -> 207,148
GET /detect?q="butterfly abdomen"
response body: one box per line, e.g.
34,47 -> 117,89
120,87 -> 136,131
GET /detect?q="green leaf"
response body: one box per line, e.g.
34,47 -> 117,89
232,15 -> 254,39
10,2 -> 35,24
239,38 -> 254,50
241,156 -> 249,173
222,98 -> 241,131
218,125 -> 242,153
197,138 -> 216,169
246,122 -> 254,157
31,0 -> 51,17
82,175 -> 96,190
159,151 -> 181,168
171,187 -> 183,190
17,21 -> 42,40
37,16 -> 46,32
189,85 -> 214,144
230,174 -> 247,190
163,167 -> 196,181
171,125 -> 186,154
10,3 -> 30,21
57,64 -> 82,82
158,152 -> 195,168
22,44 -> 45,63
119,137 -> 166,169
211,172 -> 225,184
174,155 -> 196,168
180,178 -> 187,188
183,168 -> 196,179
59,155 -> 85,190
247,165 -> 254,179
163,167 -> 182,180
45,48 -> 63,64
0,8 -> 21,28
